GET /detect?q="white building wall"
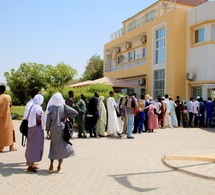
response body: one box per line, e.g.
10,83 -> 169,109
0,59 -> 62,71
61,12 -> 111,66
187,1 -> 215,100
187,2 -> 215,79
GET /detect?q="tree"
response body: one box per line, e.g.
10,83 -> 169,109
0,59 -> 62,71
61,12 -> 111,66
4,62 -> 47,105
81,54 -> 103,81
45,62 -> 77,92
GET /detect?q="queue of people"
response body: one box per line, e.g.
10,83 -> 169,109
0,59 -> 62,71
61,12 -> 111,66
1,83 -> 215,174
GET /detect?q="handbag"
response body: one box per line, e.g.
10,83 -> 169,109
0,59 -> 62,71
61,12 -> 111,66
154,108 -> 160,115
63,118 -> 74,145
115,108 -> 121,117
19,105 -> 34,147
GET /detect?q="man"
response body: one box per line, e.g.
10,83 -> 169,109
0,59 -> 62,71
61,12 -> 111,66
187,97 -> 194,127
132,93 -> 139,134
65,90 -> 75,123
107,91 -> 120,138
199,97 -> 205,127
76,94 -> 87,138
23,88 -> 40,119
65,90 -> 75,108
161,96 -> 167,128
124,93 -> 138,139
0,85 -> 17,152
175,96 -> 182,127
193,96 -> 200,127
206,97 -> 214,127
88,92 -> 100,138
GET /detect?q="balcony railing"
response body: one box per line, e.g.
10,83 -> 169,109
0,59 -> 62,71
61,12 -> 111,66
105,54 -> 147,72
110,0 -> 176,41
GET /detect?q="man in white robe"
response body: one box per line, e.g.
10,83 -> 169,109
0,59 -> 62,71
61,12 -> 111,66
107,91 -> 120,137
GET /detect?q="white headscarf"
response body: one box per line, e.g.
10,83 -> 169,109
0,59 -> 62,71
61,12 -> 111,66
44,92 -> 65,125
28,94 -> 44,128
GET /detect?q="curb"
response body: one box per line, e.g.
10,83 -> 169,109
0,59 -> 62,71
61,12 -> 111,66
161,157 -> 215,181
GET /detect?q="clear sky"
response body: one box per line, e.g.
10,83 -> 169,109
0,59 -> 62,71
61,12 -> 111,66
0,0 -> 157,83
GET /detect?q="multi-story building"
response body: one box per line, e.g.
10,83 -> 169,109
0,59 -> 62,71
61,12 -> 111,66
186,1 -> 215,100
104,0 -> 211,100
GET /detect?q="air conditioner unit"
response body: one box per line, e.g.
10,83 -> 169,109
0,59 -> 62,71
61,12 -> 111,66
125,42 -> 131,50
118,55 -> 125,63
141,36 -> 147,43
114,47 -> 121,53
186,72 -> 196,80
138,78 -> 146,85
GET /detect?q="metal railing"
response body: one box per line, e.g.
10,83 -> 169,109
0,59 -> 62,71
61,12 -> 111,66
105,54 -> 147,72
110,0 -> 176,41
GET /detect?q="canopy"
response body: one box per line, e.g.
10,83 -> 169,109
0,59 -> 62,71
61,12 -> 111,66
68,77 -> 141,89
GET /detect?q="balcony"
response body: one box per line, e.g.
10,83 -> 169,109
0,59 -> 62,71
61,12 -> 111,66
105,54 -> 147,72
110,0 -> 176,41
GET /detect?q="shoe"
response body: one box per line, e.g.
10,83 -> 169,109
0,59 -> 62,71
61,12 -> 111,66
48,165 -> 54,173
9,147 -> 17,152
99,135 -> 106,137
57,166 -> 62,173
127,136 -> 134,139
27,166 -> 37,173
0,147 -> 4,152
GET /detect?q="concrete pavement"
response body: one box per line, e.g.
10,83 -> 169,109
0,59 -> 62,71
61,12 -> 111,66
0,120 -> 215,195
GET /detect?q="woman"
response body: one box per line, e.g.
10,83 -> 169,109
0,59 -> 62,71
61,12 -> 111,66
116,95 -> 124,134
0,85 -> 17,152
25,94 -> 44,173
169,96 -> 178,127
96,96 -> 107,137
46,92 -> 78,173
147,100 -> 159,132
137,94 -> 145,133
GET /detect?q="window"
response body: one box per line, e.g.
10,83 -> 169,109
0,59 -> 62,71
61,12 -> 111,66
213,25 -> 215,40
194,28 -> 204,43
192,86 -> 202,99
155,27 -> 165,64
143,47 -> 147,58
154,69 -> 165,98
129,51 -> 135,61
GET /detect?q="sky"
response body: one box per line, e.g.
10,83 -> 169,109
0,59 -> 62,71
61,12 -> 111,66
0,0 -> 157,83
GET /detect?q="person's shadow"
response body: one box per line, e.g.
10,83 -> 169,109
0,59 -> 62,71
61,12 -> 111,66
0,161 -> 51,177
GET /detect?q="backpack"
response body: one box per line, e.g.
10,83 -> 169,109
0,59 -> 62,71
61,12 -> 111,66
19,119 -> 28,146
19,105 -> 34,147
63,118 -> 74,146
126,96 -> 135,108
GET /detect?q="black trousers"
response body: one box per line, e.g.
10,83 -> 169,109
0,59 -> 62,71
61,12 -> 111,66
188,112 -> 193,126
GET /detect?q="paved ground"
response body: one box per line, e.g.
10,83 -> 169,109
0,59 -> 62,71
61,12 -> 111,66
1,120 -> 215,195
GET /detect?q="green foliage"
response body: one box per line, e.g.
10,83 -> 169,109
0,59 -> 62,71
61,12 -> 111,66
4,62 -> 47,105
10,106 -> 25,120
62,84 -> 119,109
81,54 -> 103,81
4,62 -> 77,105
45,62 -> 77,92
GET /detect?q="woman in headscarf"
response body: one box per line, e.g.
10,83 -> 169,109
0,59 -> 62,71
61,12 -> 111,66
25,94 -> 44,173
45,92 -> 79,173
147,98 -> 159,133
96,96 -> 107,137
116,95 -> 124,133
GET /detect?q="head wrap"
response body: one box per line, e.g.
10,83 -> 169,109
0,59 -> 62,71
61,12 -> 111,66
28,94 -> 44,128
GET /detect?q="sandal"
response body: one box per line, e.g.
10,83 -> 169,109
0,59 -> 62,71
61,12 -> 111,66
57,166 -> 62,173
48,165 -> 54,173
0,147 -> 4,152
9,146 -> 17,152
27,166 -> 37,173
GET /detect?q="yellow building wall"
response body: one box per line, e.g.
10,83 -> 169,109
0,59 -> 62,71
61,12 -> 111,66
104,8 -> 187,99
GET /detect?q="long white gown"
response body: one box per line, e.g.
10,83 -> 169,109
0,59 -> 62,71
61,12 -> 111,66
107,97 -> 120,136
